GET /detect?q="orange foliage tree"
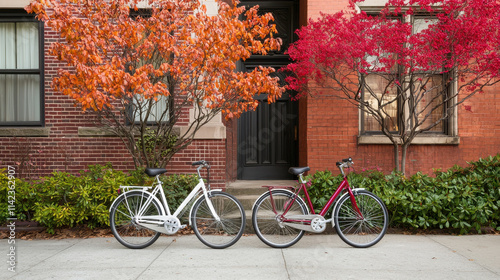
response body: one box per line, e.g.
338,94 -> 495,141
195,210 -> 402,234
27,0 -> 284,168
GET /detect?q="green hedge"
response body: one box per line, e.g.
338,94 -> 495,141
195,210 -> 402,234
0,164 -> 198,233
305,155 -> 500,234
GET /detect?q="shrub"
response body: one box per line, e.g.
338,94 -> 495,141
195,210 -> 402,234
29,164 -> 131,233
0,164 -> 198,234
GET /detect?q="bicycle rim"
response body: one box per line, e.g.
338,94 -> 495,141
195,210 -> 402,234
252,190 -> 308,248
191,192 -> 245,249
110,192 -> 162,249
334,190 -> 388,248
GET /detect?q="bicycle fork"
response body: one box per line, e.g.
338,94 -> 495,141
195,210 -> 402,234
201,186 -> 221,222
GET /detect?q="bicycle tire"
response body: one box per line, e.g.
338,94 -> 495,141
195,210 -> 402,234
110,191 -> 162,249
191,192 -> 245,249
252,190 -> 309,248
334,190 -> 388,248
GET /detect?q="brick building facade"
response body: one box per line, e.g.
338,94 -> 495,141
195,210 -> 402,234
0,0 -> 227,187
0,0 -> 498,186
294,0 -> 500,176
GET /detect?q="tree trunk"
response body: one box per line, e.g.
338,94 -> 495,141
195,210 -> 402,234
401,143 -> 409,175
393,144 -> 400,173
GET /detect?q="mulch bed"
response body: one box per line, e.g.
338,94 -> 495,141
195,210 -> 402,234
0,222 -> 195,240
0,223 -> 497,240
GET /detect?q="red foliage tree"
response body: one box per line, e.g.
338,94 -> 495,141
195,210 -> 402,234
286,0 -> 500,173
27,0 -> 284,168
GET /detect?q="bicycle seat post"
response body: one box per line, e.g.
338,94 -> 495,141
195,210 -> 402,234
298,173 -> 307,184
155,175 -> 162,186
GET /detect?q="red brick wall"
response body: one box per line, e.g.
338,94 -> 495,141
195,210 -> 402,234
301,87 -> 500,176
306,0 -> 349,20
0,17 -> 227,188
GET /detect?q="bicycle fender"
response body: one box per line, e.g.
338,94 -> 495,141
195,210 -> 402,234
188,189 -> 223,226
109,190 -> 166,215
251,189 -> 309,214
331,188 -> 365,227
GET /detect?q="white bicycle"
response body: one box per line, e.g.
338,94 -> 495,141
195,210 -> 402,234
109,160 -> 246,249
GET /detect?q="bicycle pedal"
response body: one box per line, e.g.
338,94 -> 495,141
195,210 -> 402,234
180,224 -> 187,229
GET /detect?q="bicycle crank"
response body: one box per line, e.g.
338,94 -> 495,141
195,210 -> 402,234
163,216 -> 182,235
135,215 -> 185,235
282,214 -> 329,233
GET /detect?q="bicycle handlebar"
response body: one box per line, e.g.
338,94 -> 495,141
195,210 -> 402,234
337,157 -> 353,177
337,157 -> 353,167
192,160 -> 211,187
192,160 -> 210,168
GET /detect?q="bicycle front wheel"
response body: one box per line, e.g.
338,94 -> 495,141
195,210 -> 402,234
110,191 -> 162,249
334,190 -> 388,248
252,190 -> 309,248
191,192 -> 245,249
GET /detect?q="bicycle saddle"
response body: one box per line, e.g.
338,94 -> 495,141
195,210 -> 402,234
144,168 -> 167,177
288,167 -> 310,176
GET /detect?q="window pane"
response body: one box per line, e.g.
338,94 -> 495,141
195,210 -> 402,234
0,74 -> 40,122
0,22 -> 39,70
133,95 -> 169,122
0,23 -> 16,69
413,74 -> 443,132
363,74 -> 398,132
16,22 -> 39,69
413,18 -> 437,34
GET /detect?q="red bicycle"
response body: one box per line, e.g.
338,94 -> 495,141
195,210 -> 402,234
252,157 -> 389,248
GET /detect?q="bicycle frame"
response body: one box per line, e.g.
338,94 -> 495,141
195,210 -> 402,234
266,173 -> 364,226
110,166 -> 221,234
141,176 -> 220,218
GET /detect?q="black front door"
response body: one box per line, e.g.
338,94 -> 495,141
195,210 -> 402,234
237,0 -> 299,180
237,88 -> 298,180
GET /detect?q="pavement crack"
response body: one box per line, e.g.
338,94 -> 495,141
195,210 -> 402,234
281,249 -> 291,280
9,239 -> 82,279
427,236 -> 498,276
135,238 -> 175,280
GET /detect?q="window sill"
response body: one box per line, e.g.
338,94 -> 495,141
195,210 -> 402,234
358,135 -> 460,145
0,127 -> 50,137
78,127 -> 116,137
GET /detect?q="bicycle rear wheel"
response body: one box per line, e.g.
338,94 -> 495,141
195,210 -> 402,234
333,190 -> 388,248
252,190 -> 309,248
110,191 -> 162,249
191,192 -> 245,249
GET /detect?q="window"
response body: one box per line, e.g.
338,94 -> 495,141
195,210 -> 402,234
360,15 -> 453,136
132,95 -> 170,123
0,10 -> 43,126
128,8 -> 171,124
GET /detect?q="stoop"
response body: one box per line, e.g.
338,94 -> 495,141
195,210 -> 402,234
225,180 -> 296,233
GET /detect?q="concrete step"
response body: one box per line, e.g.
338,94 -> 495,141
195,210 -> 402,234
225,180 -> 297,211
225,180 -> 296,196
225,180 -> 296,234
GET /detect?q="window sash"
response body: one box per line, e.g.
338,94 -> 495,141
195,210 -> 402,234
362,74 -> 399,132
0,11 -> 43,126
361,14 -> 448,135
0,74 -> 41,122
132,95 -> 170,123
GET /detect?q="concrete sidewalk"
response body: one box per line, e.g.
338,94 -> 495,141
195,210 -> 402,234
2,234 -> 499,280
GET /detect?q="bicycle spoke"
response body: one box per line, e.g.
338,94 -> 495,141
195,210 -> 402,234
252,191 -> 308,248
191,193 -> 245,249
334,191 -> 388,248
110,192 -> 162,249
